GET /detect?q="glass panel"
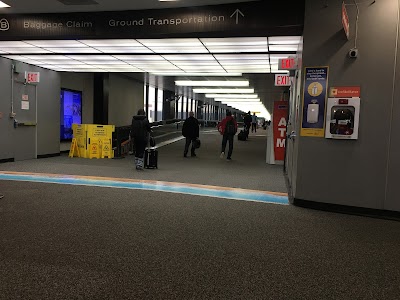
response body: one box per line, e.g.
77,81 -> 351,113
148,86 -> 156,123
157,89 -> 163,121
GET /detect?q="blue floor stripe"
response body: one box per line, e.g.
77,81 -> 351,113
0,173 -> 289,205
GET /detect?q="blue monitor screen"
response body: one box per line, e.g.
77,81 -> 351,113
60,89 -> 82,140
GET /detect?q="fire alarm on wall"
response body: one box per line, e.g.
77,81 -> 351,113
348,48 -> 358,58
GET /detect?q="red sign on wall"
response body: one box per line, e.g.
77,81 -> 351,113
274,74 -> 291,86
273,101 -> 288,161
329,86 -> 360,98
25,72 -> 40,83
278,57 -> 298,70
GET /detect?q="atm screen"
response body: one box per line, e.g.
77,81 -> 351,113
60,89 -> 82,140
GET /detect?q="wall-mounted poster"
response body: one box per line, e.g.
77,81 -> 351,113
300,66 -> 329,137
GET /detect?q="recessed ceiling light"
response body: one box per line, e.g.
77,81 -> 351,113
153,72 -> 242,76
175,80 -> 249,87
206,94 -> 258,99
219,99 -> 261,103
0,1 -> 10,8
193,88 -> 254,94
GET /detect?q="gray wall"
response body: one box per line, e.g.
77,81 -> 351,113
108,74 -> 144,127
0,57 -> 60,159
60,72 -> 94,124
294,0 -> 399,211
36,67 -> 61,156
0,58 -> 13,160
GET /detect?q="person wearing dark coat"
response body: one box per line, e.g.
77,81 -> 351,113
243,111 -> 252,138
130,108 -> 151,170
217,110 -> 238,161
182,111 -> 200,157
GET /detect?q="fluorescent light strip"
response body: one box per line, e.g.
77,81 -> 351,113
206,94 -> 258,99
153,72 -> 242,76
193,88 -> 254,93
219,99 -> 261,102
175,80 -> 249,87
0,1 -> 10,7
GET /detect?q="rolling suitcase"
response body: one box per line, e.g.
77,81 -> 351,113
238,130 -> 247,141
144,147 -> 158,169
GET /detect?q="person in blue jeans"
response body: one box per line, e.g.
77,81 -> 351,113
217,111 -> 238,161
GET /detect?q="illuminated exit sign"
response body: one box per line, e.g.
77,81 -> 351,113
278,57 -> 298,70
275,74 -> 291,86
25,72 -> 40,83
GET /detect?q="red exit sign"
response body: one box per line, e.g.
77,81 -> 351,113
275,74 -> 291,86
278,57 -> 298,70
25,72 -> 40,83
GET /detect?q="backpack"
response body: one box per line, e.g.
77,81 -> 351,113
225,119 -> 236,135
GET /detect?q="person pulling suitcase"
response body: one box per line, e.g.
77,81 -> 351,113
130,108 -> 152,171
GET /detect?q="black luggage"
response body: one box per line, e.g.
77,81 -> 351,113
238,130 -> 247,141
144,147 -> 158,169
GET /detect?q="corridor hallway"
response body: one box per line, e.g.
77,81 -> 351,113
0,131 -> 399,299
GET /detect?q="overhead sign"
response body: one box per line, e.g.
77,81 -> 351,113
25,71 -> 40,83
0,2 -> 305,39
278,57 -> 298,70
275,74 -> 291,86
342,2 -> 350,40
273,101 -> 288,161
329,86 -> 360,98
300,66 -> 329,137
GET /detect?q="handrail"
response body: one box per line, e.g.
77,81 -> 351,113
113,119 -> 184,158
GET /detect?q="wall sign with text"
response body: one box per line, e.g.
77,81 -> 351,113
0,2 -> 304,40
300,66 -> 329,137
273,101 -> 288,161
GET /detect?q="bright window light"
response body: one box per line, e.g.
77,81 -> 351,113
175,80 -> 249,87
193,88 -> 254,93
206,94 -> 258,99
0,1 -> 10,7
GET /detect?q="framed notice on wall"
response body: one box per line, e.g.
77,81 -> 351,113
300,66 -> 329,137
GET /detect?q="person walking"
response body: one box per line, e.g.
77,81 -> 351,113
244,111 -> 252,138
182,111 -> 200,157
251,112 -> 258,133
217,111 -> 238,161
130,108 -> 151,170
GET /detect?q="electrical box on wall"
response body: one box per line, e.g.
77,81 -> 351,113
325,87 -> 361,140
12,61 -> 24,74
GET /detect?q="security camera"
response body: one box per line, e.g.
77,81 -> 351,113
348,48 -> 358,58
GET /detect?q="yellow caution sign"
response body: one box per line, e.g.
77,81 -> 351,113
101,139 -> 113,158
69,138 -> 80,158
89,138 -> 101,159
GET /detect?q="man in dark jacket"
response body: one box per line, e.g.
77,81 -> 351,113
182,111 -> 199,157
217,111 -> 238,161
130,108 -> 151,170
244,111 -> 252,138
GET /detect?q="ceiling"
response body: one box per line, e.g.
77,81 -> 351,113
0,0 -> 298,118
0,37 -> 299,73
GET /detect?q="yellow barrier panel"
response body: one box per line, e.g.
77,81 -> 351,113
68,138 -> 80,158
101,139 -> 113,158
89,138 -> 101,159
72,124 -> 115,159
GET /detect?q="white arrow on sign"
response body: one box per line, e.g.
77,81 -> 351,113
230,9 -> 244,25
